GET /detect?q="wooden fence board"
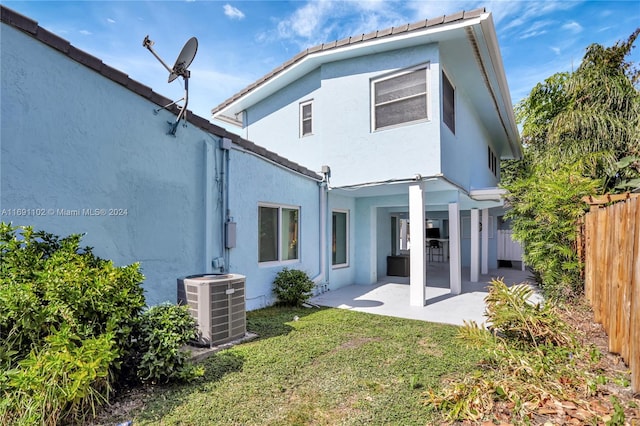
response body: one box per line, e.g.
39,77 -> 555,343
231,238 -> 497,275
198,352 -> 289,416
588,207 -> 595,309
604,205 -> 615,333
606,204 -> 617,351
582,194 -> 639,393
620,199 -> 634,362
593,206 -> 607,323
631,198 -> 640,393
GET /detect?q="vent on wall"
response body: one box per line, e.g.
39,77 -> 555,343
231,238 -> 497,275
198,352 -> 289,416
177,273 -> 246,347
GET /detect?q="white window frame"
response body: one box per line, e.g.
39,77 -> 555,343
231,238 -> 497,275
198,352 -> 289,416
371,63 -> 430,131
442,69 -> 455,134
258,203 -> 300,265
332,209 -> 349,268
299,100 -> 313,137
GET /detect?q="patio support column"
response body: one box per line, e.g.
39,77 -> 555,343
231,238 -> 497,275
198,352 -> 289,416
448,202 -> 462,295
409,182 -> 426,306
481,208 -> 489,275
470,208 -> 480,282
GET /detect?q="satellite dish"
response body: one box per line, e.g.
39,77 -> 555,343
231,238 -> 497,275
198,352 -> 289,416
168,37 -> 198,83
142,35 -> 199,135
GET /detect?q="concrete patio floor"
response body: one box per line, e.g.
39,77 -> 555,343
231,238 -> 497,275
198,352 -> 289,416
309,263 -> 537,326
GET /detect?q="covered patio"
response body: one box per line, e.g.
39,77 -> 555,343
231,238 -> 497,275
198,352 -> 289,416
310,263 -> 535,326
329,176 -> 513,308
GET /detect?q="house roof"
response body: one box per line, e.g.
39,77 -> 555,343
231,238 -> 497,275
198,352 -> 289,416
211,8 -> 486,118
211,8 -> 522,160
0,5 -> 322,181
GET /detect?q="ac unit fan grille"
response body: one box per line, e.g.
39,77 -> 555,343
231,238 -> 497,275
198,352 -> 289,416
177,274 -> 246,347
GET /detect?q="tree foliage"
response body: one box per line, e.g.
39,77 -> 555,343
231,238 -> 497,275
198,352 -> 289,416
504,167 -> 600,299
516,29 -> 640,189
504,29 -> 639,300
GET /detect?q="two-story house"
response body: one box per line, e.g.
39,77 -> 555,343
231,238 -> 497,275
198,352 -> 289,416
212,8 -> 522,306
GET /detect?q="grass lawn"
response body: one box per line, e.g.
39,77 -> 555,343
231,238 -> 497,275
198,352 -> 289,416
111,306 -> 483,425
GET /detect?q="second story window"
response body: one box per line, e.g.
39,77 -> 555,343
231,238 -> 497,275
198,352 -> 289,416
372,64 -> 429,131
442,70 -> 455,134
300,100 -> 313,137
488,146 -> 498,177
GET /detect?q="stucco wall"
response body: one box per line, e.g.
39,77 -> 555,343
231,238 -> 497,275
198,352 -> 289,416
1,23 -> 322,309
439,49 -> 499,191
1,25 -> 214,304
440,89 -> 499,191
245,45 -> 442,188
227,148 -> 322,310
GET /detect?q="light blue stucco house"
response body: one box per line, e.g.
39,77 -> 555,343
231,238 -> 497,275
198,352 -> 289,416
2,5 -> 522,311
0,5 -> 325,310
212,8 -> 522,306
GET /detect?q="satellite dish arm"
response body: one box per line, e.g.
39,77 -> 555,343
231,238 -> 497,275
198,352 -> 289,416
142,36 -> 174,75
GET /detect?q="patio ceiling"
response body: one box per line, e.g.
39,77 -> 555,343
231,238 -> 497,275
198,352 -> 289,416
330,176 -> 505,211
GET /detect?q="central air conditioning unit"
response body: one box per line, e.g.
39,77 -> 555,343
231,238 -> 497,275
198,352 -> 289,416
177,273 -> 246,347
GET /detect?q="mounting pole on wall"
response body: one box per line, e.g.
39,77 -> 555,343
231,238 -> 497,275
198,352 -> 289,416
142,35 -> 198,135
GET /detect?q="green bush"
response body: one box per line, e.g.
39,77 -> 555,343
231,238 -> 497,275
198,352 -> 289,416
272,268 -> 315,306
502,166 -> 599,300
0,326 -> 117,425
0,223 -> 145,424
0,223 -> 145,366
483,280 -> 574,348
0,223 -> 206,422
129,303 -> 204,384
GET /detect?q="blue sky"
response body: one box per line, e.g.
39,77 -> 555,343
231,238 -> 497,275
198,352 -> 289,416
3,0 -> 639,120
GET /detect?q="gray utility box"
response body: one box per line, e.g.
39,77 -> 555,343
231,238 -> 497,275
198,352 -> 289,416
177,274 -> 246,347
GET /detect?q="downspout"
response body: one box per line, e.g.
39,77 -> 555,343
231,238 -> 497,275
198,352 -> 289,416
204,138 -> 216,273
220,137 -> 232,273
311,166 -> 330,294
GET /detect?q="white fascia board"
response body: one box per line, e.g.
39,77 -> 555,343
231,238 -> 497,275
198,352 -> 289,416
214,16 -> 485,119
478,15 -> 522,159
469,187 -> 507,201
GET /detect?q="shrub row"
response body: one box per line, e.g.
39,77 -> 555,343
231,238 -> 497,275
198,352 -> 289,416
0,223 -> 202,425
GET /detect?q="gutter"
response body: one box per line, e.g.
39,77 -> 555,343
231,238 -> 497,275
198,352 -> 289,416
311,168 -> 330,293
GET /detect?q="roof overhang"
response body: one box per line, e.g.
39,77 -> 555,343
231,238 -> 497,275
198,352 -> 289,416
212,10 -> 521,160
214,17 -> 483,118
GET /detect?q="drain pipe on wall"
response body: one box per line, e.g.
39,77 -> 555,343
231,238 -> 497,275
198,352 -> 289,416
220,137 -> 233,273
311,166 -> 330,294
204,138 -> 218,273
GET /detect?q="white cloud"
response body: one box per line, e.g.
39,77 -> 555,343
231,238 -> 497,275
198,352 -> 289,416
520,30 -> 547,40
562,21 -> 583,33
107,18 -> 116,24
79,30 -> 92,35
223,4 -> 245,20
518,19 -> 552,39
277,0 -> 335,39
498,1 -> 581,31
273,0 -> 407,48
550,46 -> 561,55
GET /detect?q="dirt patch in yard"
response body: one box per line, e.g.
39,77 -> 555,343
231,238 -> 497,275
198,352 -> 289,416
459,301 -> 640,426
418,337 -> 444,357
329,336 -> 382,354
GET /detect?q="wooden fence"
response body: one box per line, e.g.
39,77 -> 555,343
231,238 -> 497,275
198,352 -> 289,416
581,193 -> 640,393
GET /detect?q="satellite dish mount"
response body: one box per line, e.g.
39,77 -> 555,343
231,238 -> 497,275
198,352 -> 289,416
143,35 -> 198,135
